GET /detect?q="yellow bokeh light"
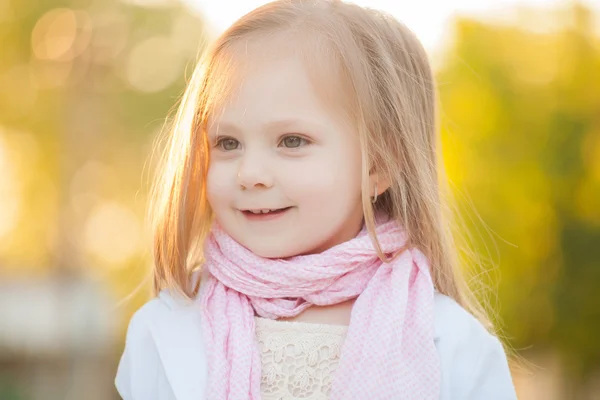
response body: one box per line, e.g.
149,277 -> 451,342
0,132 -> 21,240
125,36 -> 181,93
83,201 -> 142,267
31,8 -> 78,61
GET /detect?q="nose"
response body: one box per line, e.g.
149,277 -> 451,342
236,151 -> 274,190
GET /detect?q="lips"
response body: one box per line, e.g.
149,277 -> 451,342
242,206 -> 291,214
246,208 -> 286,214
240,206 -> 292,220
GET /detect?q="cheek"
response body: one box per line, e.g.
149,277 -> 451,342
284,147 -> 362,206
206,162 -> 234,205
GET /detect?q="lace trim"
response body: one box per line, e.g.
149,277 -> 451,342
255,317 -> 349,400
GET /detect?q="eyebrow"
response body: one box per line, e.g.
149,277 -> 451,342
209,118 -> 327,136
208,121 -> 242,137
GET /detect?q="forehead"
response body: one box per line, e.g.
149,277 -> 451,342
205,33 -> 354,129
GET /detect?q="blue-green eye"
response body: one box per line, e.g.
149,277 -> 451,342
216,137 -> 240,151
280,135 -> 308,148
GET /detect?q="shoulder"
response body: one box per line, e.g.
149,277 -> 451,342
433,292 -> 490,342
124,268 -> 205,332
433,293 -> 517,400
119,286 -> 201,349
115,290 -> 202,400
121,289 -> 194,340
125,294 -> 172,332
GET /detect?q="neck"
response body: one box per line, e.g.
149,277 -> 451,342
276,297 -> 357,326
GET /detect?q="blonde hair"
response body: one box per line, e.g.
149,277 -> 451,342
148,0 -> 495,334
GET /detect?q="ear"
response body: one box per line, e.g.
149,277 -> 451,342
368,170 -> 391,198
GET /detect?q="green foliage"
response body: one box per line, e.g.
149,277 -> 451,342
437,4 -> 600,378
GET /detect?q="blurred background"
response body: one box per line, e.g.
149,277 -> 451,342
0,0 -> 598,399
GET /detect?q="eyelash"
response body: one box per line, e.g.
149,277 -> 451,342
214,137 -> 240,151
279,135 -> 310,148
214,135 -> 311,151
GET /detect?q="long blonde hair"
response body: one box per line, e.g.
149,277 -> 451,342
148,0 -> 495,334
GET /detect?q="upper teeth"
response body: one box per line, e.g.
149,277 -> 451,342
250,209 -> 276,214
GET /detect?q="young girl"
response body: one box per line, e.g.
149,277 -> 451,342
116,1 -> 517,399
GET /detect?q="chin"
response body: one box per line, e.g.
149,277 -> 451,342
248,245 -> 300,259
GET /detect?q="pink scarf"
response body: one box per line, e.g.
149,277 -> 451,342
199,219 -> 440,399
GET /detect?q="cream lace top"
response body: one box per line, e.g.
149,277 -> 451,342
255,316 -> 349,400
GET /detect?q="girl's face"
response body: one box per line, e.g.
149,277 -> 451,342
206,53 -> 364,258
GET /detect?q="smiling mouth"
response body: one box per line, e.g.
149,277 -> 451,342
242,207 -> 292,215
240,207 -> 293,219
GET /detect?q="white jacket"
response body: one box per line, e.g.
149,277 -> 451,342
115,289 -> 517,399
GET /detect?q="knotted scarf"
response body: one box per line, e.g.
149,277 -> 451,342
199,219 -> 440,399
